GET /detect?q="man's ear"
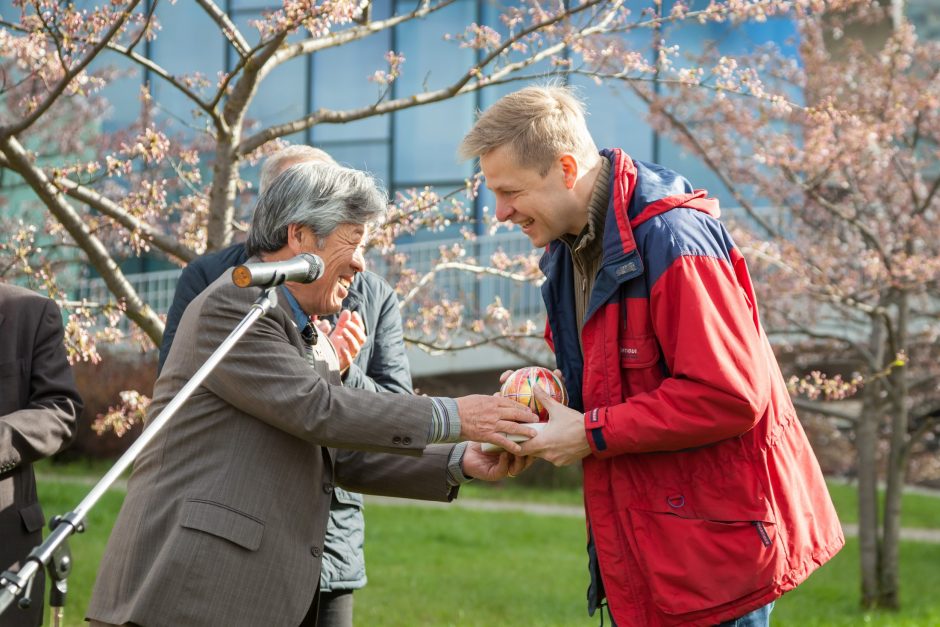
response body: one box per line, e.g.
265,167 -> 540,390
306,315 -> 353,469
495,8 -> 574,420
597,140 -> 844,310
559,154 -> 579,190
286,223 -> 306,254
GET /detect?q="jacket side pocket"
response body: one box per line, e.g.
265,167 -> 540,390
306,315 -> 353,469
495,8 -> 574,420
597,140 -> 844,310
180,498 -> 265,551
19,501 -> 45,534
621,506 -> 781,615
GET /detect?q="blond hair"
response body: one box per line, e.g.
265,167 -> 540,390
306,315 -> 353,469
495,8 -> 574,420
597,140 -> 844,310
458,85 -> 598,175
259,145 -> 336,193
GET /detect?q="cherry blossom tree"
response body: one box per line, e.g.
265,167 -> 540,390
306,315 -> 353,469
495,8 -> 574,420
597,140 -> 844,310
0,0 -> 853,360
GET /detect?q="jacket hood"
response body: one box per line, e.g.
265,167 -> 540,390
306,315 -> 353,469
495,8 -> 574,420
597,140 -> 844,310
597,148 -> 720,265
605,148 -> 720,225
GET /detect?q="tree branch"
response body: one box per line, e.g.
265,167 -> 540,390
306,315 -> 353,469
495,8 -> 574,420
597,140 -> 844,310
0,1 -> 142,138
783,165 -> 894,274
195,0 -> 251,59
269,0 -> 457,67
624,79 -> 780,238
791,397 -> 859,423
768,309 -> 875,368
0,135 -> 164,342
398,261 -> 543,309
105,41 -> 218,122
404,333 -> 543,355
55,178 -> 196,264
238,0 -> 616,155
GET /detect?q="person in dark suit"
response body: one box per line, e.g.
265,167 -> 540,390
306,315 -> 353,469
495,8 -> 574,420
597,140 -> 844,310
87,162 -> 536,627
0,283 -> 81,627
159,146 -> 414,627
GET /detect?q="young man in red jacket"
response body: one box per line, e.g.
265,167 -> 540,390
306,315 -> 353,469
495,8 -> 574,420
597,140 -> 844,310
460,85 -> 844,626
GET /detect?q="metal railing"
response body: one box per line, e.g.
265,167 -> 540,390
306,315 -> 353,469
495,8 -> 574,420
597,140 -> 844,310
74,231 -> 546,324
73,205 -> 783,337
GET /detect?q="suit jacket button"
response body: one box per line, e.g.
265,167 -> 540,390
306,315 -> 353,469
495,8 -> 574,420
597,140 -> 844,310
392,436 -> 402,445
310,546 -> 321,557
402,436 -> 412,445
323,483 -> 333,494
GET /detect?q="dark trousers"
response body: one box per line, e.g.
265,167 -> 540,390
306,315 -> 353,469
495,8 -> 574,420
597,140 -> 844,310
317,590 -> 354,627
299,585 -> 322,627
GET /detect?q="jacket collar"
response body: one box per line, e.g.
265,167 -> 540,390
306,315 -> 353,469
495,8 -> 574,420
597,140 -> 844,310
543,149 -> 721,323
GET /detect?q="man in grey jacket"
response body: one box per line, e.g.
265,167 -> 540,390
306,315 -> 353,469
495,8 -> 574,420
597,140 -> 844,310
88,162 -> 536,627
159,146 -> 412,626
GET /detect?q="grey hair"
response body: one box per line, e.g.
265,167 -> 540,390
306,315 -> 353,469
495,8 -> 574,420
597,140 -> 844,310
258,145 -> 336,194
458,84 -> 598,176
246,162 -> 387,256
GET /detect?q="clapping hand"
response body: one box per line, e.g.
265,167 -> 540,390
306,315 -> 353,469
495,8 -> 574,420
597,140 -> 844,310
314,310 -> 366,373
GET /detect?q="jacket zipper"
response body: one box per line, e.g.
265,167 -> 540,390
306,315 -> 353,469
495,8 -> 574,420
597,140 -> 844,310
753,521 -> 773,547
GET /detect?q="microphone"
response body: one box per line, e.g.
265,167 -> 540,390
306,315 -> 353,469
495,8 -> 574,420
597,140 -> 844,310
232,253 -> 324,288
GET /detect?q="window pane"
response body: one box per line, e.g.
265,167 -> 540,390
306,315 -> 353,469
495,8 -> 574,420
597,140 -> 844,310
149,3 -> 225,127
391,0 -> 477,183
316,141 -> 390,185
311,30 -> 392,141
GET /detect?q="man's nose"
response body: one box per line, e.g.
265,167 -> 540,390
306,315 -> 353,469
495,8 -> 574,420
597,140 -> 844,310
351,249 -> 366,273
494,196 -> 513,222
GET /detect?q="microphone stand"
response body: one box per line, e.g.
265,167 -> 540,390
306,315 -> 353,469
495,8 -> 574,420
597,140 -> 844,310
0,286 -> 280,625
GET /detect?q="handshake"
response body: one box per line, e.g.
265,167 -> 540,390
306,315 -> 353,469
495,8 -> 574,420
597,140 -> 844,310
456,367 -> 588,482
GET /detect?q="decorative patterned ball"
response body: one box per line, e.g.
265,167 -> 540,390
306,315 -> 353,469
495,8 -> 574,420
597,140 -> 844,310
499,366 -> 568,421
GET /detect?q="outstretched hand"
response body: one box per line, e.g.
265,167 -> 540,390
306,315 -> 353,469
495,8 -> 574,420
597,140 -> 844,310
456,394 -> 538,455
461,442 -> 534,481
518,385 -> 590,466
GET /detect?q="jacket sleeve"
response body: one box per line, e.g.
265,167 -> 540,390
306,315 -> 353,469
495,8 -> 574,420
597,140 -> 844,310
0,299 -> 80,468
334,444 -> 456,502
342,284 -> 413,395
587,250 -> 771,456
193,283 -> 434,454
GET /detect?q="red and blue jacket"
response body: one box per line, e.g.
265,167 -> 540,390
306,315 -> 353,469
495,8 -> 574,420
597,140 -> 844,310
541,149 -> 844,626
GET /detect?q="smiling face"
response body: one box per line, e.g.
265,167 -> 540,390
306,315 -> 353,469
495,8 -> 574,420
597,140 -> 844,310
480,145 -> 585,248
284,222 -> 368,316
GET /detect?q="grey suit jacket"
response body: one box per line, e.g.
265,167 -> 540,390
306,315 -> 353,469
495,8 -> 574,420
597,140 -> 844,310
87,272 -> 456,627
0,284 -> 80,627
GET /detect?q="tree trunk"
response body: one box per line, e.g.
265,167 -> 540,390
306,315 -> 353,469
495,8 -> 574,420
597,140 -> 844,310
205,138 -> 239,251
857,318 -> 885,609
879,291 -> 909,610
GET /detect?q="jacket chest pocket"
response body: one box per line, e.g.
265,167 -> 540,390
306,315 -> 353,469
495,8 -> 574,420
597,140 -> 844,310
619,334 -> 660,369
619,334 -> 665,399
616,290 -> 667,399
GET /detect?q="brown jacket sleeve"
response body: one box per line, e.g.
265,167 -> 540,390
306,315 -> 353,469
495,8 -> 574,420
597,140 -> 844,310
0,293 -> 81,471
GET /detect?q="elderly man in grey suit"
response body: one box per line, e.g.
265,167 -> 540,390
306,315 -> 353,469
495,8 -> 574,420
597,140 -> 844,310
0,283 -> 81,627
86,162 -> 536,627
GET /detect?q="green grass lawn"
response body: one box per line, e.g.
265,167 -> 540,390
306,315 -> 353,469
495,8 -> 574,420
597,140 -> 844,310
825,480 -> 940,529
15,469 -> 940,626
